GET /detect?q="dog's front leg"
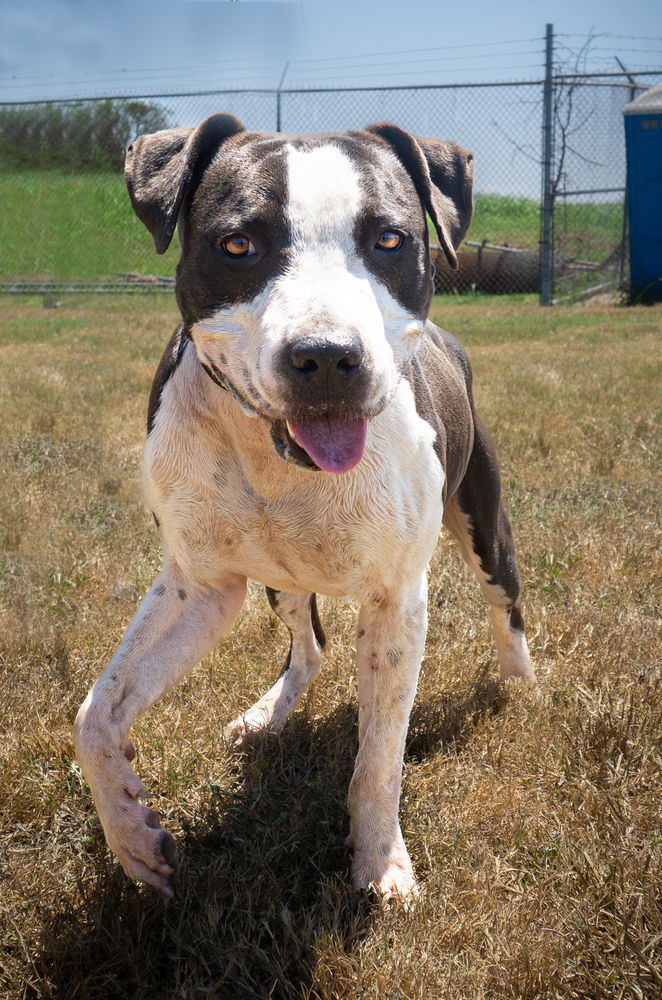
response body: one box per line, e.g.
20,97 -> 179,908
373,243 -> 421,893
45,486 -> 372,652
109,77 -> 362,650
74,564 -> 246,897
349,573 -> 428,900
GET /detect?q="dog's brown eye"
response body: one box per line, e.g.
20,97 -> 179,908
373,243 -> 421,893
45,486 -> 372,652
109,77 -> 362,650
375,231 -> 404,251
220,234 -> 257,258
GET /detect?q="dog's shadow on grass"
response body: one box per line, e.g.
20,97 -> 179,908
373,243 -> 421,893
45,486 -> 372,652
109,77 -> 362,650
35,677 -> 504,1000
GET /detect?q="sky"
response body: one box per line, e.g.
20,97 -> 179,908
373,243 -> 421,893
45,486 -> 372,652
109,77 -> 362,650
1,0 -> 661,99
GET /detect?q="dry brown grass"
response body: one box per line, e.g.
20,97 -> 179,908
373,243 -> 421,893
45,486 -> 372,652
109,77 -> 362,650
0,295 -> 660,1000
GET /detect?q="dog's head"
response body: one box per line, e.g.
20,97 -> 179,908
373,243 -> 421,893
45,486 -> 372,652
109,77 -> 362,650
126,114 -> 473,472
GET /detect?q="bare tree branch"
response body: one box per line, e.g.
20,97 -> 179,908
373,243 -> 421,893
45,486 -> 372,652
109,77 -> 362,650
551,30 -> 600,197
490,119 -> 541,165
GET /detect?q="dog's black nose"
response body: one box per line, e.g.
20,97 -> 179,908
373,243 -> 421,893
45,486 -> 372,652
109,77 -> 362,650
289,337 -> 364,379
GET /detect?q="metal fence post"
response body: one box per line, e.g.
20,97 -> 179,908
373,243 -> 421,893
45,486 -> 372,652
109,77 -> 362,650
540,23 -> 554,306
276,62 -> 289,132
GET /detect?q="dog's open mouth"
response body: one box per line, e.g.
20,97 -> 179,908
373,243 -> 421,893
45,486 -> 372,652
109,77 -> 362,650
270,415 -> 368,474
198,354 -> 369,474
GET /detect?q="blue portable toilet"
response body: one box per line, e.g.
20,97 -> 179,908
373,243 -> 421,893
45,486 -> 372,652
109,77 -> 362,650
624,84 -> 662,302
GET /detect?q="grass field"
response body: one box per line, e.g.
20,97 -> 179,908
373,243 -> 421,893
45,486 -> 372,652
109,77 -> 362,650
0,172 -> 623,280
0,173 -> 180,281
0,294 -> 660,999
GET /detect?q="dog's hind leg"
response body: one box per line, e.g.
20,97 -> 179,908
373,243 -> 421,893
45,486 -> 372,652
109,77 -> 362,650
443,415 -> 535,682
225,589 -> 326,747
74,566 -> 246,897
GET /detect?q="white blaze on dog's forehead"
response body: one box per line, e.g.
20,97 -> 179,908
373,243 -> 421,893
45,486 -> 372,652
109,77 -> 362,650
286,144 -> 362,242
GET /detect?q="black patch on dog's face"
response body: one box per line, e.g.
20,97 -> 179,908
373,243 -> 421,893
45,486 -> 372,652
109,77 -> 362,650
176,136 -> 292,325
340,135 -> 432,317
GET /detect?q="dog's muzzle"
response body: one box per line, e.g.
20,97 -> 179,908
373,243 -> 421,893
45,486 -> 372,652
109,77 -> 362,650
200,355 -> 371,474
267,335 -> 372,473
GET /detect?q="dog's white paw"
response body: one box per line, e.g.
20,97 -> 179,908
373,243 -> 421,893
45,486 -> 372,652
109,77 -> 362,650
106,803 -> 177,899
224,709 -> 278,749
91,760 -> 177,898
352,845 -> 419,904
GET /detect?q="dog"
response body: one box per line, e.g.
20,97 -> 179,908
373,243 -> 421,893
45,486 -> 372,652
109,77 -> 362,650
73,113 -> 534,901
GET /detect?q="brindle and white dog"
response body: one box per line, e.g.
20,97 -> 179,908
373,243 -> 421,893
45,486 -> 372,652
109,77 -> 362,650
74,114 -> 534,901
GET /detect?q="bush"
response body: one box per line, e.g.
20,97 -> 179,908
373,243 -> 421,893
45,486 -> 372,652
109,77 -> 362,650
0,99 -> 169,172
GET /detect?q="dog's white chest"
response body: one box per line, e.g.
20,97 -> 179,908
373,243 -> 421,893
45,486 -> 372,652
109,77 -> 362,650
145,371 -> 444,600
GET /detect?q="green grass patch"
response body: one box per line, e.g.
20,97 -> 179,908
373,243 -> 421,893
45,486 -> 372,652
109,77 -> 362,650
553,198 -> 623,260
0,171 -> 178,280
431,192 -> 623,265
468,193 -> 540,247
466,194 -> 623,261
1,172 -> 624,282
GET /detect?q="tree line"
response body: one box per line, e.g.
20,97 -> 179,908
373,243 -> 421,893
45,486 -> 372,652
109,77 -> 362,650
0,99 -> 169,172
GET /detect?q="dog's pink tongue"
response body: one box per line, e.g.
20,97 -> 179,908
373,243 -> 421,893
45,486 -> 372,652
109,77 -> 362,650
288,415 -> 367,473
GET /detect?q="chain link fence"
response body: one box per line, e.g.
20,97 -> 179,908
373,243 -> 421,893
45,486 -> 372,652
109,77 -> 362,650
0,69 -> 660,300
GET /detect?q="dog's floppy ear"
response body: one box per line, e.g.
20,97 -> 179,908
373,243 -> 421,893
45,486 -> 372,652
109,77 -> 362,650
125,112 -> 246,254
365,123 -> 473,270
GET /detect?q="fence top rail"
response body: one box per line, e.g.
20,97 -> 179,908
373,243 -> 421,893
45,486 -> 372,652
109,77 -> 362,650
556,80 -> 656,91
0,88 -> 282,107
0,79 -> 545,107
553,69 -> 662,81
2,69 -> 661,107
282,70 -> 659,94
280,79 -> 545,94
